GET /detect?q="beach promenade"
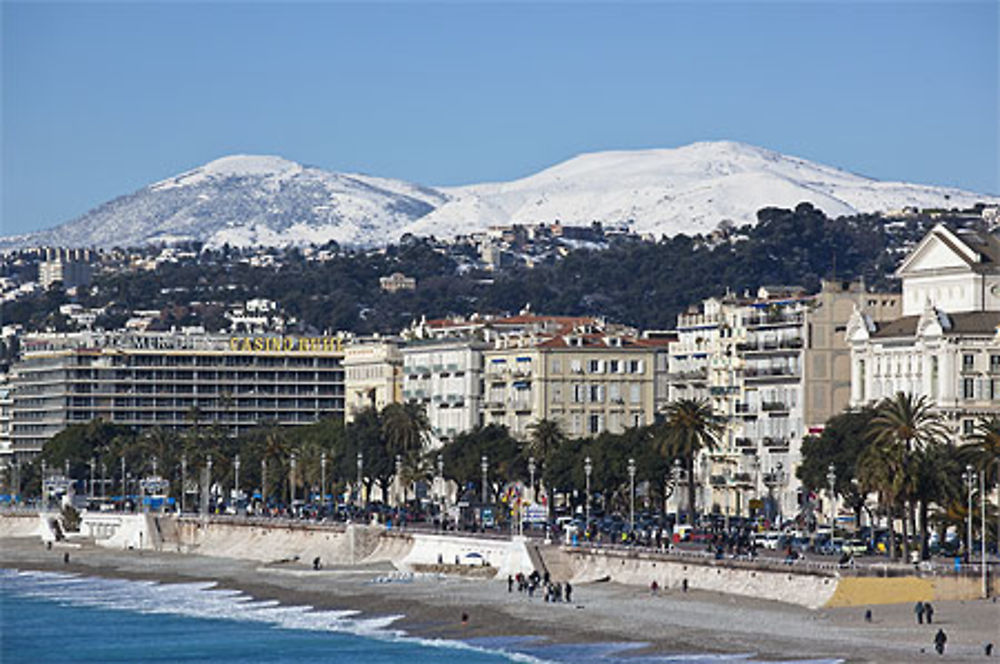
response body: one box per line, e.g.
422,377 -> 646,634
2,511 -> 998,662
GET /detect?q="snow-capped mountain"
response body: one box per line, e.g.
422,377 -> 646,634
4,142 -> 997,249
1,155 -> 447,250
407,141 -> 998,239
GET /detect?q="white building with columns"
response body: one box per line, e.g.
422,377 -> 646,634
848,223 -> 1000,433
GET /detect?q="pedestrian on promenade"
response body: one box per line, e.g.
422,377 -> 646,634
914,601 -> 925,624
925,602 -> 934,624
682,578 -> 688,593
934,629 -> 947,655
650,580 -> 659,595
565,582 -> 572,603
507,575 -> 513,593
864,609 -> 872,623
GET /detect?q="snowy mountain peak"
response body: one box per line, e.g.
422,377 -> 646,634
151,154 -> 304,191
3,141 -> 997,250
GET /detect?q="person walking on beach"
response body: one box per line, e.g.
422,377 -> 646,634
914,601 -> 925,624
565,582 -> 572,603
507,575 -> 513,593
934,628 -> 947,655
924,602 -> 934,624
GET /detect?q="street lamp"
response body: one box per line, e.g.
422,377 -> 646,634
628,457 -> 636,533
584,455 -> 593,531
261,458 -> 268,509
233,454 -> 241,509
89,457 -> 95,500
206,455 -> 213,515
965,464 -> 975,561
481,455 -> 489,504
723,462 -> 731,532
320,452 -> 327,508
41,460 -> 48,510
826,463 -> 837,533
289,453 -> 297,508
671,458 -> 682,524
356,452 -> 363,508
100,461 -> 106,500
395,454 -> 403,506
180,453 -> 187,513
120,456 -> 126,510
528,456 -> 536,505
436,453 -> 444,510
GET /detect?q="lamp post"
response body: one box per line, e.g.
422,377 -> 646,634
980,469 -> 987,597
120,456 -> 126,510
289,453 -> 297,508
320,452 -> 327,509
261,458 -> 268,509
965,464 -> 975,562
628,457 -> 636,533
584,455 -> 593,531
100,462 -> 106,500
528,456 -> 536,505
481,455 -> 489,505
436,453 -> 444,511
41,460 -> 48,510
723,462 -> 731,532
826,463 -> 837,533
206,455 -> 213,515
671,458 -> 682,524
356,452 -> 363,508
395,453 -> 403,506
233,454 -> 241,510
180,453 -> 187,513
89,457 -> 95,500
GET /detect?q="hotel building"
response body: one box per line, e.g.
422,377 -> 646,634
5,331 -> 346,463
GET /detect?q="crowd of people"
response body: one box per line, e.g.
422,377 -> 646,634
508,570 -> 573,604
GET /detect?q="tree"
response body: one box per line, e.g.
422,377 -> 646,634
798,408 -> 876,527
868,392 -> 948,560
381,402 -> 430,456
655,399 -> 724,523
439,425 -> 523,501
856,437 -> 905,559
526,418 -> 568,520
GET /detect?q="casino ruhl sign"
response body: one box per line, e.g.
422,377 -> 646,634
228,336 -> 343,353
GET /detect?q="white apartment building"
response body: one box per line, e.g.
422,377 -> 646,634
670,282 -> 897,518
400,340 -> 485,447
849,224 -> 1000,433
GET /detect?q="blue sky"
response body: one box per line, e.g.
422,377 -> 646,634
2,1 -> 997,236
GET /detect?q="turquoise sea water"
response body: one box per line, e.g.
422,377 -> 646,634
0,569 -> 842,664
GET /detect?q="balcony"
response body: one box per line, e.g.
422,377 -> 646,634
742,313 -> 804,328
744,367 -> 799,380
735,437 -> 755,448
760,401 -> 788,412
733,472 -> 753,485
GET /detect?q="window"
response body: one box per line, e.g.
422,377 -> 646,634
551,358 -> 562,374
963,378 -> 975,400
963,354 -> 975,371
609,383 -> 622,403
608,359 -> 620,374
570,359 -> 583,374
588,359 -> 603,374
589,414 -> 602,434
991,355 -> 1000,373
629,383 -> 641,404
589,385 -> 604,403
551,384 -> 563,403
572,384 -> 585,404
963,419 -> 975,436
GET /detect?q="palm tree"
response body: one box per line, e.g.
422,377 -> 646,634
382,402 -> 429,457
868,392 -> 948,560
912,443 -> 962,559
857,438 -> 905,559
526,418 -> 567,466
526,418 -> 566,522
656,399 -> 724,524
962,417 -> 1000,551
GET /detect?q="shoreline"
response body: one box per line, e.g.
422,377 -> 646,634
2,538 -> 997,663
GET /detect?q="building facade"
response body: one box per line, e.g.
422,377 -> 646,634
6,331 -> 346,463
343,339 -> 403,423
669,282 -> 898,518
400,340 -> 485,447
849,224 -> 1000,433
482,331 -> 667,439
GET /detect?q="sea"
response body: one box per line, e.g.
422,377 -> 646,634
0,568 -> 842,664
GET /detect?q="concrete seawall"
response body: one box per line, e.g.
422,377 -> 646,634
545,545 -> 839,609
